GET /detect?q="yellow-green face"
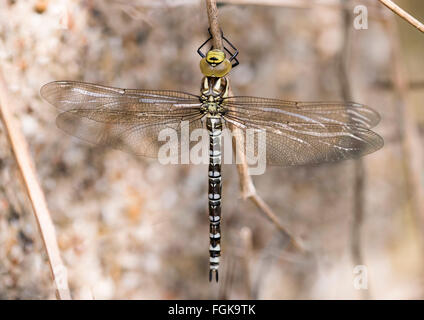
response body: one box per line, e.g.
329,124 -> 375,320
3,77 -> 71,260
200,49 -> 232,78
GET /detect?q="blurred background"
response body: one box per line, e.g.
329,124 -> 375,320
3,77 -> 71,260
0,0 -> 423,299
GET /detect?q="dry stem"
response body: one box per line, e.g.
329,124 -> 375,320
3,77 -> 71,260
379,0 -> 424,33
0,70 -> 71,300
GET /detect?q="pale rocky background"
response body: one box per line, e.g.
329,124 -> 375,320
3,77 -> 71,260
0,0 -> 423,299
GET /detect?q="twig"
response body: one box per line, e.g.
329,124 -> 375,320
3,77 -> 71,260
206,0 -> 223,50
379,0 -> 424,33
205,0 -> 305,252
0,70 -> 71,300
339,0 -> 370,299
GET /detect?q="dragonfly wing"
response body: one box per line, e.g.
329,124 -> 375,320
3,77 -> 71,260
41,81 -> 205,158
224,96 -> 381,129
56,111 -> 204,158
223,97 -> 383,166
41,80 -> 201,113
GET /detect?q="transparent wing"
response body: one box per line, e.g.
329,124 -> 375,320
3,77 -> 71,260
224,96 -> 381,129
223,96 -> 384,166
41,81 -> 205,157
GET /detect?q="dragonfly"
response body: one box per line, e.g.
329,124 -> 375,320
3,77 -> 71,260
40,32 -> 383,282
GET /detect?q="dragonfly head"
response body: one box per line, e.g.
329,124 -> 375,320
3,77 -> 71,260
200,49 -> 232,78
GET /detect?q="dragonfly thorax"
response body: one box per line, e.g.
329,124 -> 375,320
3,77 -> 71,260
200,77 -> 229,99
201,102 -> 226,117
200,77 -> 228,116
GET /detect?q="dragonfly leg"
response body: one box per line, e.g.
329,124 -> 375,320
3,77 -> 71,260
197,31 -> 212,58
222,35 -> 239,67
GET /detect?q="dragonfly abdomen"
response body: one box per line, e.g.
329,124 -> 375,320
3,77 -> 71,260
206,116 -> 223,282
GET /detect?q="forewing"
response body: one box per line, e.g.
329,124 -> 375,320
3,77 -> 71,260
223,97 -> 383,166
224,96 -> 381,129
41,81 -> 204,157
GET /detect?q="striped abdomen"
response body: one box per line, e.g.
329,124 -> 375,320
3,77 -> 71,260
206,116 -> 222,282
